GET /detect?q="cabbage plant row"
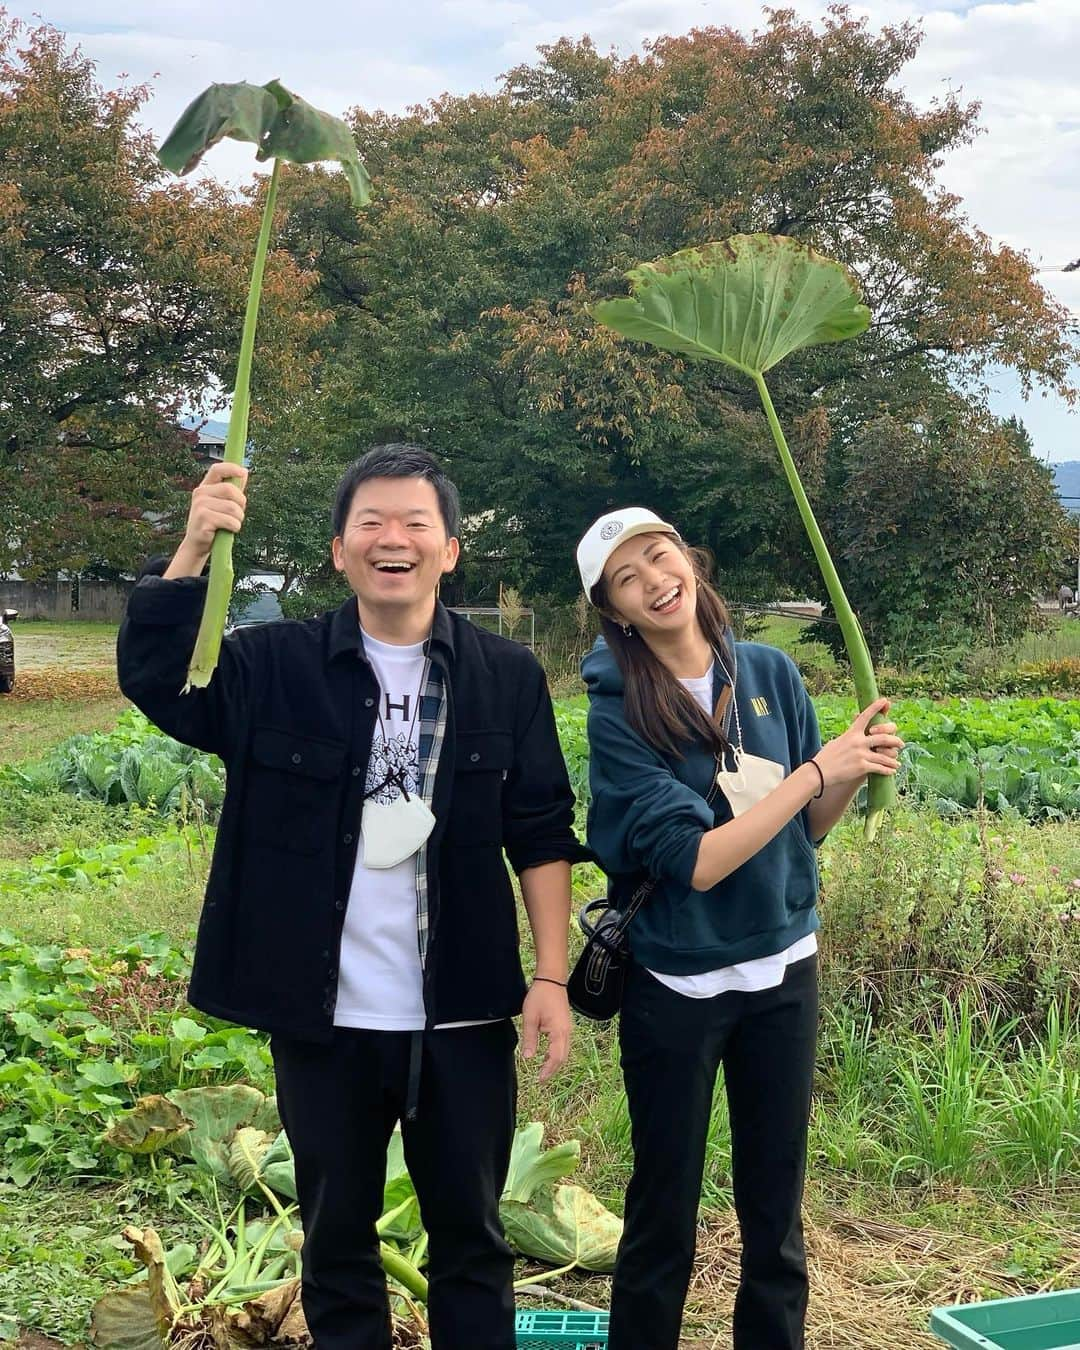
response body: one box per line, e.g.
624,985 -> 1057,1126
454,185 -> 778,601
558,695 -> 1080,821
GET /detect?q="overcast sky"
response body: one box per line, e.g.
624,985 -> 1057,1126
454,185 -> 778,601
13,0 -> 1080,462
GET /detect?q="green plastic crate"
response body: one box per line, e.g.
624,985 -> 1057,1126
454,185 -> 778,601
514,1309 -> 609,1349
931,1288 -> 1080,1349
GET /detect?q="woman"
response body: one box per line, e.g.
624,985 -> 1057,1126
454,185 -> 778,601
576,507 -> 902,1350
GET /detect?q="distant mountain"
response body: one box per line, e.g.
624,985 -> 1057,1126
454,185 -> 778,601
179,415 -> 229,440
1054,461 -> 1080,513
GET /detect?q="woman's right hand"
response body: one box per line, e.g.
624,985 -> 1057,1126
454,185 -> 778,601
813,697 -> 904,788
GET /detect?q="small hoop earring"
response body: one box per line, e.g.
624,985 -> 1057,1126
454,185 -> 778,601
621,623 -> 633,637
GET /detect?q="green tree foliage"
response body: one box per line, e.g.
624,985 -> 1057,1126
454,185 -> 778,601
820,404 -> 1073,661
266,9 -> 1076,620
0,17 -> 324,578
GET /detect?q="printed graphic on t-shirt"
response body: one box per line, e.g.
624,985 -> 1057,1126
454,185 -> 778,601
365,720 -> 419,804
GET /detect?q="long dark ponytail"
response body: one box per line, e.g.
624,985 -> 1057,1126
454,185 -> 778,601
592,544 -> 734,760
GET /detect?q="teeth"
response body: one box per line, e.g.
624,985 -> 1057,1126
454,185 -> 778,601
375,562 -> 414,571
652,586 -> 679,610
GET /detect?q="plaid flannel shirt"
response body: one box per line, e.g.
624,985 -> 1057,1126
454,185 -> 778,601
413,657 -> 447,967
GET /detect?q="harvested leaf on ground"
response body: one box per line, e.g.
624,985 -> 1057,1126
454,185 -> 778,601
104,1095 -> 193,1155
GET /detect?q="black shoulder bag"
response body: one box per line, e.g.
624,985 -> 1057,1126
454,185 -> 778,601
566,876 -> 657,1022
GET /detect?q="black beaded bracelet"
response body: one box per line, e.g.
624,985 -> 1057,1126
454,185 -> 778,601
532,976 -> 568,988
807,758 -> 826,799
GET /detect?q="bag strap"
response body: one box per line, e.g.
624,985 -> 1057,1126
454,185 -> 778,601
617,875 -> 657,929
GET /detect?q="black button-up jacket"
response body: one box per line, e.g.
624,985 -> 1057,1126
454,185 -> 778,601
117,564 -> 588,1040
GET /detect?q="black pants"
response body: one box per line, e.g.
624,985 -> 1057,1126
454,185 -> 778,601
271,1021 -> 518,1350
608,955 -> 818,1350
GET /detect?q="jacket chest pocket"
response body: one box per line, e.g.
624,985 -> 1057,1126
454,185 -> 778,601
444,730 -> 513,848
246,727 -> 345,856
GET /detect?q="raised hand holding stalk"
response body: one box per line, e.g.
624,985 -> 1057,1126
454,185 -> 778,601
156,80 -> 372,691
186,158 -> 280,689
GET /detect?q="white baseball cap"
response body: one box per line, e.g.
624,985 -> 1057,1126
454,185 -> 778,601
576,507 -> 680,600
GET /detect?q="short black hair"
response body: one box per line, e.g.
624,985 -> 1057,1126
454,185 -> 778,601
332,444 -> 461,539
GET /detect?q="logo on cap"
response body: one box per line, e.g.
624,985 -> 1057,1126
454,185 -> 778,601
600,521 -> 623,541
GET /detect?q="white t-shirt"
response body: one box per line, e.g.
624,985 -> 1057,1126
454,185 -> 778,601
646,666 -> 817,999
335,632 -> 429,1030
334,630 -> 500,1032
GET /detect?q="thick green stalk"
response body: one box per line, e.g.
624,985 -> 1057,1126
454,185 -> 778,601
752,372 -> 895,838
380,1242 -> 429,1303
185,158 -> 281,691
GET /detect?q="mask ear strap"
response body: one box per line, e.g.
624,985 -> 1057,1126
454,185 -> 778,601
362,766 -> 396,802
721,749 -> 746,792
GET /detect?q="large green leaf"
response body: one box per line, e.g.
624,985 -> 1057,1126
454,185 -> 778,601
166,1085 -> 280,1185
502,1121 -> 580,1203
380,1131 -> 422,1241
501,1183 -> 623,1273
259,1128 -> 299,1201
158,79 -> 372,207
592,234 -> 869,376
592,233 -> 893,840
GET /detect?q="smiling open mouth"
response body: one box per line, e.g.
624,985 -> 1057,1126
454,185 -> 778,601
372,561 -> 417,573
651,585 -> 681,613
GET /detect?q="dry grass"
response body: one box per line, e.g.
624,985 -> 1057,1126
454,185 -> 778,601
548,1202 -> 1080,1350
4,669 -> 120,701
679,1206 -> 1080,1349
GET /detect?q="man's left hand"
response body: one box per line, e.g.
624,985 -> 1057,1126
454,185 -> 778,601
520,980 -> 572,1082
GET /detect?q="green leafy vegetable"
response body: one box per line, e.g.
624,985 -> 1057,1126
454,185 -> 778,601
166,1084 -> 280,1185
593,234 -> 894,837
502,1120 -> 580,1202
501,1183 -> 623,1273
158,81 -> 373,691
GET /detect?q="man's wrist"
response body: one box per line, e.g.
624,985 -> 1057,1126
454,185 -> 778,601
533,965 -> 569,983
163,539 -> 211,580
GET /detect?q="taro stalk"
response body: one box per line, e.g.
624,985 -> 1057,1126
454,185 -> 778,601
158,81 -> 372,690
593,234 -> 896,838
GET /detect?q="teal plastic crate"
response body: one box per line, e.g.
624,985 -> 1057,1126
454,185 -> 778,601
931,1288 -> 1080,1349
514,1310 -> 609,1349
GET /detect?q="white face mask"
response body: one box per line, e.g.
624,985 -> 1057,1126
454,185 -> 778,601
361,789 -> 436,869
715,747 -> 786,816
710,644 -> 785,816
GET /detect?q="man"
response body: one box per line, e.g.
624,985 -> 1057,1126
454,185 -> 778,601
1060,582 -> 1075,613
117,445 -> 587,1350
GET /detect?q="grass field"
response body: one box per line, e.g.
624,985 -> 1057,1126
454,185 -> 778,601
750,611 -> 1080,669
9,620 -> 119,671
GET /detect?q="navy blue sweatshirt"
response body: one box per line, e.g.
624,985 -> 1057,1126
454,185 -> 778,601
583,636 -> 823,973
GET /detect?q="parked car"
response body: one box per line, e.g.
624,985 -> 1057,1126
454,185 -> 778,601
0,608 -> 17,694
